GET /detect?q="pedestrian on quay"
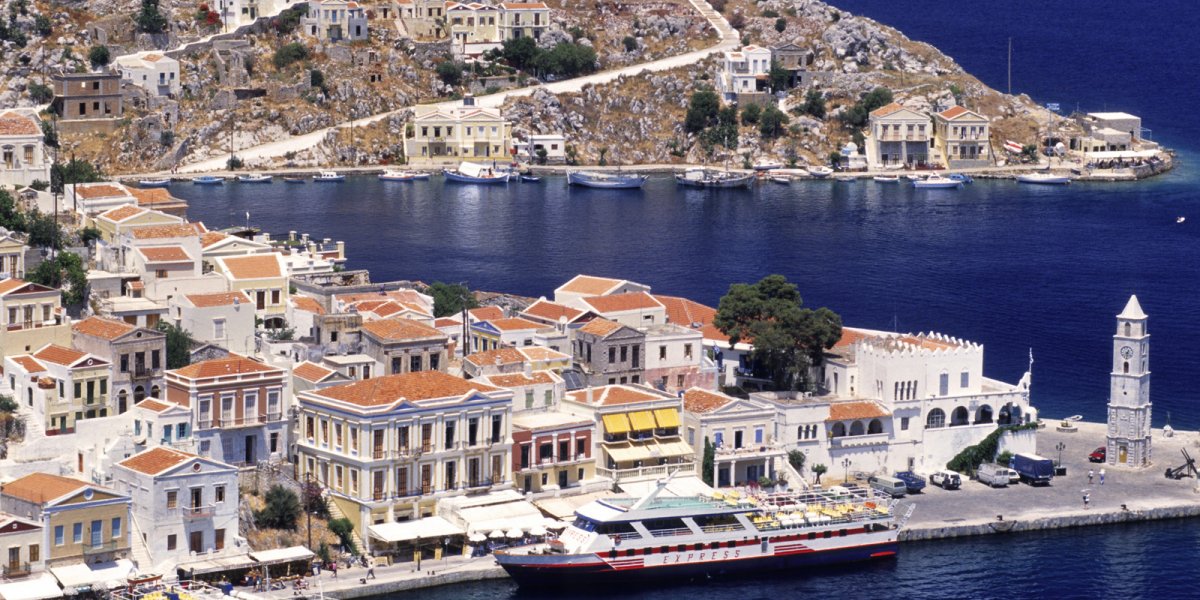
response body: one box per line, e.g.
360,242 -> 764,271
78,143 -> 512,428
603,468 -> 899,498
1088,469 -> 1094,484
330,560 -> 338,579
366,556 -> 376,580
1100,468 -> 1106,485
1083,492 -> 1090,509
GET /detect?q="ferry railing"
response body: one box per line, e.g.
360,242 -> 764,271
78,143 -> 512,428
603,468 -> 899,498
647,527 -> 693,538
698,523 -> 744,534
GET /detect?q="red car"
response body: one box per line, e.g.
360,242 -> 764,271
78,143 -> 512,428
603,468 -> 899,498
1088,447 -> 1106,462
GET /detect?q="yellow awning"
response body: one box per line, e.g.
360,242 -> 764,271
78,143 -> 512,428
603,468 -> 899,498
602,413 -> 631,435
606,444 -> 651,463
653,441 -> 695,458
653,408 -> 681,429
628,411 -> 656,431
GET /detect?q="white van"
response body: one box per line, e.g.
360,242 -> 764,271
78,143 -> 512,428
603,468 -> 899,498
977,463 -> 1010,487
867,475 -> 907,498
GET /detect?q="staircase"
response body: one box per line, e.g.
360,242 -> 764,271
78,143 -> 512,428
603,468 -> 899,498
323,494 -> 366,554
777,454 -> 809,490
128,517 -> 156,572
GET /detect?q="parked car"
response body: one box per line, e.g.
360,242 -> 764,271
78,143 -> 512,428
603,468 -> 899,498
893,471 -> 927,493
930,470 -> 962,490
976,463 -> 1010,487
867,475 -> 908,498
1089,447 -> 1107,462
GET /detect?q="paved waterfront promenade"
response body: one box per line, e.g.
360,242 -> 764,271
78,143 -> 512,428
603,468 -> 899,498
257,554 -> 506,599
899,421 -> 1200,541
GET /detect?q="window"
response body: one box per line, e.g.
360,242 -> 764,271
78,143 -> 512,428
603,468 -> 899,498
112,517 -> 121,539
28,544 -> 38,563
684,344 -> 693,359
938,372 -> 949,396
166,490 -> 178,509
167,535 -> 177,550
410,354 -> 422,372
74,382 -> 82,398
525,390 -> 534,409
676,374 -> 685,388
576,437 -> 586,458
659,346 -> 667,360
216,485 -> 226,503
901,417 -> 910,431
306,416 -> 315,441
54,526 -> 63,546
155,269 -> 168,279
608,347 -> 616,363
960,371 -> 969,388
215,528 -> 225,550
72,522 -> 82,544
544,390 -> 552,406
755,428 -> 763,444
271,289 -> 281,305
620,346 -> 627,362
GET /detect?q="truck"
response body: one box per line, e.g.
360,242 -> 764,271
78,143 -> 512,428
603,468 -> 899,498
1009,453 -> 1055,485
976,463 -> 1010,487
893,471 -> 927,493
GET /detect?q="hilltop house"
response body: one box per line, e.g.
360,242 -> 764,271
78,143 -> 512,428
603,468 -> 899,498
0,110 -> 51,188
864,103 -> 931,169
360,318 -> 450,375
552,274 -> 650,306
0,278 -> 71,358
168,292 -> 256,355
932,106 -> 992,168
302,0 -> 368,42
572,318 -> 645,387
113,53 -> 181,96
5,344 -> 111,433
72,316 -> 167,413
510,409 -> 594,494
404,96 -> 512,164
52,71 -> 123,122
770,42 -> 815,88
212,253 -> 289,328
717,45 -> 772,104
0,233 -> 26,279
681,387 -> 786,487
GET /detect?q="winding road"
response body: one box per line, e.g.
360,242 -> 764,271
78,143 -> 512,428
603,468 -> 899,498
178,0 -> 736,173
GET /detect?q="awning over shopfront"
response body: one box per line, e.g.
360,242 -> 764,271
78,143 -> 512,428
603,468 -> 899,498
249,546 -> 315,565
176,553 -> 257,576
458,501 -> 549,534
628,411 -> 656,431
368,516 -> 464,544
0,574 -> 63,600
601,413 -> 630,435
651,440 -> 694,458
653,408 -> 681,428
51,559 -> 134,594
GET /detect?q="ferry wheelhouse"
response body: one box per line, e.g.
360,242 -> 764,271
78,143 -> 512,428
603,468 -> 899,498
495,480 -> 900,586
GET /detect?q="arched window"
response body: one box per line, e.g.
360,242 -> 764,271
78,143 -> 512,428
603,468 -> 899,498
951,406 -> 970,426
926,408 -> 946,429
1123,361 -> 1129,374
867,419 -> 883,434
134,385 -> 145,402
797,425 -> 805,440
831,422 -> 846,438
975,405 -> 994,424
1124,322 -> 1131,336
849,421 -> 865,436
151,385 -> 161,398
118,390 -> 128,414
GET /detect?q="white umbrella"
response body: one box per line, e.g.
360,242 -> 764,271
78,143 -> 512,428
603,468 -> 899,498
488,529 -> 506,539
548,519 -> 570,530
506,528 -> 524,539
528,525 -> 548,537
468,532 -> 487,543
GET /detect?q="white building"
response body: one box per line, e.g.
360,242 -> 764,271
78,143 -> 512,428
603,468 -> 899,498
1107,295 -> 1151,467
574,292 -> 666,328
302,0 -> 368,42
169,291 -> 257,356
512,134 -> 566,163
113,53 -> 181,96
552,274 -> 650,306
112,447 -> 241,569
716,45 -> 772,103
0,110 -> 50,189
864,103 -> 931,169
682,387 -> 788,488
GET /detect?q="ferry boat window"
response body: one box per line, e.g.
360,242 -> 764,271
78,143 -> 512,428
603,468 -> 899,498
693,543 -> 703,551
573,517 -> 598,532
808,532 -> 816,540
823,531 -> 832,539
677,544 -> 686,553
693,514 -> 742,531
643,547 -> 653,556
642,517 -> 687,533
626,549 -> 635,557
595,521 -> 636,537
709,542 -> 719,550
660,546 -> 668,554
839,529 -> 847,537
726,540 -> 736,549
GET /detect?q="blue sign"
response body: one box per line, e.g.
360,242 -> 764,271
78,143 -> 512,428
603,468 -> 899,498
1045,102 -> 1061,113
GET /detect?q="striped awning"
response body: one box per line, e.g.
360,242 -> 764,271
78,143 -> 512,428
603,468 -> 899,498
601,413 -> 631,435
653,408 -> 681,428
653,441 -> 694,458
606,444 -> 651,463
628,411 -> 656,431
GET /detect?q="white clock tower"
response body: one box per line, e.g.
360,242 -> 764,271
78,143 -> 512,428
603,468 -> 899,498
1106,295 -> 1152,467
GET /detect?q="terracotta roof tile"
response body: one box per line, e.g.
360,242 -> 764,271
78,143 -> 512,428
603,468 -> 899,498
74,184 -> 129,199
468,306 -> 504,321
130,223 -> 204,239
73,316 -> 136,340
567,385 -> 667,407
434,317 -> 461,328
171,356 -> 283,379
99,204 -> 147,222
1,473 -> 90,504
10,355 -> 45,373
292,296 -> 325,315
0,111 -> 41,136
557,275 -> 622,296
0,278 -> 25,295
200,232 -> 229,248
484,370 -> 558,387
361,318 -> 445,341
129,188 -> 178,205
314,371 -> 500,408
220,254 -> 283,279
184,291 -> 251,308
869,102 -> 905,118
293,361 -> 335,382
117,447 -> 198,476
827,400 -> 890,421
653,295 -> 729,343
579,317 -> 623,337
134,398 -> 172,413
521,299 -> 583,322
336,290 -> 428,308
517,346 -> 570,362
486,317 -> 546,332
138,245 -> 192,263
464,346 -> 525,368
683,388 -> 733,414
580,292 -> 663,313
33,344 -> 94,367
500,1 -> 548,8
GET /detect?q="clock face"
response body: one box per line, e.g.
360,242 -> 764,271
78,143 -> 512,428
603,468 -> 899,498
1120,346 -> 1134,359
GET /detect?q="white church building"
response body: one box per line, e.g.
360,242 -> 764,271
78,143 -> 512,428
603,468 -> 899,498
756,327 -> 1036,478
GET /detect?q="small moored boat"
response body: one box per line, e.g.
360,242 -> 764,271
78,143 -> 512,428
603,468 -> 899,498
1016,173 -> 1071,185
567,171 -> 647,189
947,173 -> 974,184
834,175 -> 857,183
675,168 -> 754,189
283,176 -> 306,184
138,178 -> 171,188
752,160 -> 784,172
913,174 -> 963,189
873,175 -> 900,183
1176,216 -> 1186,224
443,162 -> 511,184
378,169 -> 425,182
192,175 -> 225,185
237,173 -> 272,183
520,174 -> 542,183
770,175 -> 792,185
313,171 -> 345,182
808,166 -> 834,179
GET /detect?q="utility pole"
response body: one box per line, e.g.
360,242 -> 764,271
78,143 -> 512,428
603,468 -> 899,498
305,472 -> 313,549
1007,37 -> 1012,95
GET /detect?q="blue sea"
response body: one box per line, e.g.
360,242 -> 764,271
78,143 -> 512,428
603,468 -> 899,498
174,1 -> 1200,596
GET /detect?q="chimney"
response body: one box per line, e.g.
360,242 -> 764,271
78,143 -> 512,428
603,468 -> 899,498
586,386 -> 594,404
524,362 -> 532,377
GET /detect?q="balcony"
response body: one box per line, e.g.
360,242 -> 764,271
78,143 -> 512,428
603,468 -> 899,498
83,540 -> 121,556
2,563 -> 30,578
182,505 -> 214,519
132,365 -> 157,379
876,134 -> 929,142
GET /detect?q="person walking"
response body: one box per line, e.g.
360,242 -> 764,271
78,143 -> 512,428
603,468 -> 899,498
330,560 -> 338,579
1083,492 -> 1090,509
1088,469 -> 1094,484
366,556 -> 376,580
1099,468 -> 1106,485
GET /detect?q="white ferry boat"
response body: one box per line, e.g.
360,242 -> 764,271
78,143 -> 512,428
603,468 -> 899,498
494,478 -> 900,586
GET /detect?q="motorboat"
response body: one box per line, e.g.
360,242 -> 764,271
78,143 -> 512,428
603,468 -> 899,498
912,174 -> 963,189
237,173 -> 272,183
192,175 -> 225,185
1176,216 -> 1186,224
808,166 -> 834,178
947,173 -> 974,184
378,170 -> 424,182
1016,173 -> 1071,185
770,175 -> 792,185
834,175 -> 857,183
138,178 -> 171,188
905,174 -> 922,182
443,162 -> 511,184
313,171 -> 345,182
567,171 -> 647,189
283,176 -> 306,184
520,174 -> 542,183
873,175 -> 901,183
752,160 -> 784,171
674,168 -> 754,189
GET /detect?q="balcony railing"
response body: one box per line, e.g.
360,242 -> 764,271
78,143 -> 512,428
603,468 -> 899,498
183,505 -> 214,519
83,540 -> 121,555
877,134 -> 929,142
132,365 -> 156,378
3,563 -> 30,578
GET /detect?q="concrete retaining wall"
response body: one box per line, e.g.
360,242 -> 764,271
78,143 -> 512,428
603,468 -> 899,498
324,564 -> 508,598
900,503 -> 1200,542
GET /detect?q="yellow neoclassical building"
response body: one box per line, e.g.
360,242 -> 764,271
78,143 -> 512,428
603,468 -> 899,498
404,97 -> 512,165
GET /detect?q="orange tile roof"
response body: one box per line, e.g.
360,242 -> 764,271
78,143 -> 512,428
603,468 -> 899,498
434,317 -> 461,328
336,289 -> 428,307
129,188 -> 178,205
522,299 -> 583,322
486,317 -> 545,332
200,232 -> 229,248
99,204 -> 147,222
33,344 -> 90,367
293,361 -> 335,382
654,295 -> 729,343
0,112 -> 41,136
579,317 -> 623,337
580,292 -> 663,313
184,291 -> 251,308
138,245 -> 192,263
220,254 -> 282,279
827,401 -> 890,421
314,370 -> 500,407
464,346 -> 525,368
468,306 -> 504,321
361,317 -> 445,341
292,296 -> 325,315
939,105 -> 969,119
10,355 -> 45,373
485,371 -> 557,387
0,278 -> 25,294
869,102 -> 906,118
558,275 -> 622,296
567,385 -> 665,407
518,346 -> 570,362
1,473 -> 90,504
834,328 -> 875,348
134,398 -> 172,413
500,1 -> 548,8
683,388 -> 733,414
73,316 -> 136,340
74,184 -> 129,199
118,447 -> 197,476
171,356 -> 283,380
130,223 -> 204,239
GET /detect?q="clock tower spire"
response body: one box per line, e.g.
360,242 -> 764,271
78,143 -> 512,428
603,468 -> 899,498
1106,295 -> 1152,467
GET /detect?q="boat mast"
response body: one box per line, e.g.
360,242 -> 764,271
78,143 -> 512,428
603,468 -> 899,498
630,469 -> 678,511
1007,37 -> 1012,96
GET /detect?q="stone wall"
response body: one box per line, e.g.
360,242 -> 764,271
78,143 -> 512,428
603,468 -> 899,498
900,503 -> 1200,542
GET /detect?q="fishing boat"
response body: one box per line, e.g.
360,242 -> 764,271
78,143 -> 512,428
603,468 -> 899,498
443,162 -> 511,184
192,175 -> 225,185
905,174 -> 922,182
770,175 -> 792,185
237,173 -> 272,183
808,166 -> 834,179
1176,216 -> 1186,224
520,174 -> 542,183
675,168 -> 754,189
947,173 -> 974,184
494,475 -> 900,587
567,171 -> 647,189
283,176 -> 307,184
752,160 -> 784,171
912,174 -> 962,189
313,171 -> 345,182
834,175 -> 857,183
138,178 -> 171,188
1016,173 -> 1070,185
872,175 -> 900,183
378,169 -> 422,182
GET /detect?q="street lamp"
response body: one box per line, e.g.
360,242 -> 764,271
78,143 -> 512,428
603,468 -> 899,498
1055,442 -> 1066,467
841,458 -> 851,483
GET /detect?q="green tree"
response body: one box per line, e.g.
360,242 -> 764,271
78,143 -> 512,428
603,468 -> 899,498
768,60 -> 790,92
79,227 -> 102,245
28,82 -> 53,104
843,87 -> 893,128
800,88 -> 826,119
828,151 -> 842,169
499,36 -> 539,70
787,449 -> 806,474
255,485 -> 302,529
309,68 -> 326,93
27,251 -> 87,304
0,395 -> 17,413
0,189 -> 20,231
685,89 -> 720,133
702,437 -> 715,486
39,118 -> 58,148
328,518 -> 358,554
34,14 -> 51,36
534,42 -> 597,78
156,322 -> 194,369
136,0 -> 169,33
774,17 -> 787,32
50,159 -> 103,194
812,463 -> 827,485
435,61 -> 463,86
88,45 -> 111,67
713,274 -> 842,390
622,36 -> 637,52
273,42 -> 310,69
426,282 -> 478,318
24,211 -> 64,249
759,105 -> 789,139
740,103 -> 761,125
